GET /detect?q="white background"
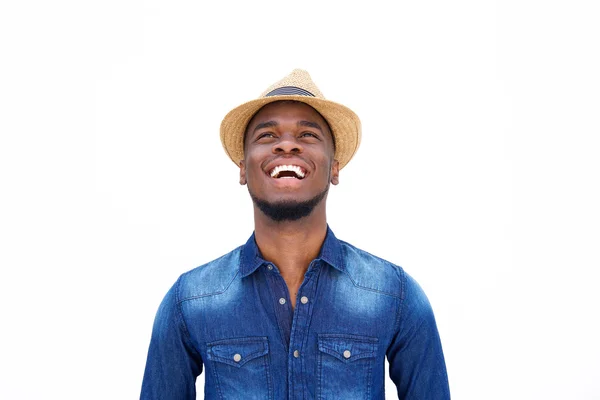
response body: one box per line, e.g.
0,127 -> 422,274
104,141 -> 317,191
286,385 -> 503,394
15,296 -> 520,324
1,0 -> 599,399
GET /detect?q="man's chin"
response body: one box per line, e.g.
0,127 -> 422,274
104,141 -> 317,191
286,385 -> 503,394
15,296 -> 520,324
248,187 -> 329,222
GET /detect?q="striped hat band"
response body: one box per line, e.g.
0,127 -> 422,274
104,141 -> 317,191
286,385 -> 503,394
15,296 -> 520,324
265,86 -> 315,97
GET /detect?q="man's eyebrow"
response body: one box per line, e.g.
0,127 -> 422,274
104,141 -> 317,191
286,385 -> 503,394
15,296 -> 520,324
297,120 -> 323,132
253,121 -> 278,133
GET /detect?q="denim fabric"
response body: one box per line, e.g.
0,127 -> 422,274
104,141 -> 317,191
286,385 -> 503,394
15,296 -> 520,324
141,227 -> 450,399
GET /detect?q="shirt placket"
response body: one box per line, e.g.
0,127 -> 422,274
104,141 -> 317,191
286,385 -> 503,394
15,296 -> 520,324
263,260 -> 322,400
288,260 -> 321,400
264,262 -> 294,350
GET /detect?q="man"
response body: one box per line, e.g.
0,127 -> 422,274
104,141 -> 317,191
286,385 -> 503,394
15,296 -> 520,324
141,69 -> 450,399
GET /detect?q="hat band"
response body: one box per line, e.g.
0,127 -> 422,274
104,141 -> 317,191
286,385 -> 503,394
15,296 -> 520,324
265,86 -> 315,97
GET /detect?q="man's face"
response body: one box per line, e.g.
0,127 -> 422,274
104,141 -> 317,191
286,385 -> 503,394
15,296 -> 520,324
240,101 -> 339,221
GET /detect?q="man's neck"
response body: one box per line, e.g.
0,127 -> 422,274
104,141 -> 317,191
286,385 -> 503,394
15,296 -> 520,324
253,207 -> 328,288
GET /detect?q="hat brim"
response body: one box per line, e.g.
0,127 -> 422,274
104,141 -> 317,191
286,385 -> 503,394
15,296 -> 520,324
220,95 -> 361,170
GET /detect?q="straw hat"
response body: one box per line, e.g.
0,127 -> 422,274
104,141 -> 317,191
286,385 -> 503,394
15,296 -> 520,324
220,69 -> 361,170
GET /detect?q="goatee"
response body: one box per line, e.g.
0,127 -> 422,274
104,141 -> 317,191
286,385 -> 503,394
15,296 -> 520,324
248,186 -> 329,222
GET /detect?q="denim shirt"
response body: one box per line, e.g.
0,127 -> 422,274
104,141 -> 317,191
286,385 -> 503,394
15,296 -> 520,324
141,227 -> 450,399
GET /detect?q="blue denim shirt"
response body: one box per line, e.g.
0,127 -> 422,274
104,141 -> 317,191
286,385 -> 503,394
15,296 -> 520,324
141,227 -> 449,399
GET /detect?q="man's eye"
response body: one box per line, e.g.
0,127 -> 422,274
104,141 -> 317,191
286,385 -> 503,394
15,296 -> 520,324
300,132 -> 318,138
257,133 -> 275,139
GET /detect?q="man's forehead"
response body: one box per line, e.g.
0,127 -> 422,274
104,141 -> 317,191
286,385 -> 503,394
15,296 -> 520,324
243,100 -> 336,151
245,100 -> 333,137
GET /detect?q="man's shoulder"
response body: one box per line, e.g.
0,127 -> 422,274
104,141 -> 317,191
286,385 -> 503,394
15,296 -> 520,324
339,240 -> 407,299
176,245 -> 243,301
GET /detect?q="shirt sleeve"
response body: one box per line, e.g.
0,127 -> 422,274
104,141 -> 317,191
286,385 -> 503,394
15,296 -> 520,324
140,276 -> 203,400
386,272 -> 450,399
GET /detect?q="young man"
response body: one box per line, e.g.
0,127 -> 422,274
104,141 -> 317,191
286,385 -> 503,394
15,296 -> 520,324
141,69 -> 450,399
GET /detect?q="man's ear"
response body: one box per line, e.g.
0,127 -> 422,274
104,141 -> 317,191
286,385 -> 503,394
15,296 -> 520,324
330,159 -> 340,185
239,160 -> 247,185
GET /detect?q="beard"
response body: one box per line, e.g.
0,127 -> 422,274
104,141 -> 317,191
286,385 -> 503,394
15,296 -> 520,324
248,184 -> 329,222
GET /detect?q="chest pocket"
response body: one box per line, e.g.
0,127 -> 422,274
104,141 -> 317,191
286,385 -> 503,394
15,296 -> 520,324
207,337 -> 273,400
317,334 -> 378,400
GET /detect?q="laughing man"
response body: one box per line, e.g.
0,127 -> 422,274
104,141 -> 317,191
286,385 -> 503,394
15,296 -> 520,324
141,69 -> 450,399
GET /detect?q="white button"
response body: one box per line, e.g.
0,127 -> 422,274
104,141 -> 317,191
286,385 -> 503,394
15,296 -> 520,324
343,350 -> 351,359
293,350 -> 300,358
267,265 -> 273,270
233,353 -> 242,362
279,298 -> 286,305
300,296 -> 308,304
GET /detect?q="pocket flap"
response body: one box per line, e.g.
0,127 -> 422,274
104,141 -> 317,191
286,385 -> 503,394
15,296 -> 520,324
207,337 -> 269,368
318,334 -> 378,363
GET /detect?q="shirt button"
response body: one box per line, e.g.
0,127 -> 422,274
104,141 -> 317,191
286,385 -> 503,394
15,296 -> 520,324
343,350 -> 351,359
293,350 -> 300,358
267,265 -> 273,270
300,296 -> 308,304
279,298 -> 286,305
233,353 -> 242,362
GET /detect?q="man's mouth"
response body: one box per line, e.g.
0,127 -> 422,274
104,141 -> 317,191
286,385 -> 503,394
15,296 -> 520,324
268,164 -> 307,180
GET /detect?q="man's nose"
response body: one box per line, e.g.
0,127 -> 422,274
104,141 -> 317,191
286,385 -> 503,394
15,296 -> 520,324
273,133 -> 303,154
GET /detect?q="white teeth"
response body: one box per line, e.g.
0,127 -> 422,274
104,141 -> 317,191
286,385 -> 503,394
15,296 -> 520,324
270,164 -> 306,178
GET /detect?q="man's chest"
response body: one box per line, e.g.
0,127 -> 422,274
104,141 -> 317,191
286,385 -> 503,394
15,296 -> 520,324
179,269 -> 399,399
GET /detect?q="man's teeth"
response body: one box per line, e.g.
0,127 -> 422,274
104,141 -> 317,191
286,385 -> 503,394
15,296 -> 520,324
270,165 -> 306,179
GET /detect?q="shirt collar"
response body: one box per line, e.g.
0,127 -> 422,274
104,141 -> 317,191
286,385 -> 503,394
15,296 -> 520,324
239,225 -> 345,278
